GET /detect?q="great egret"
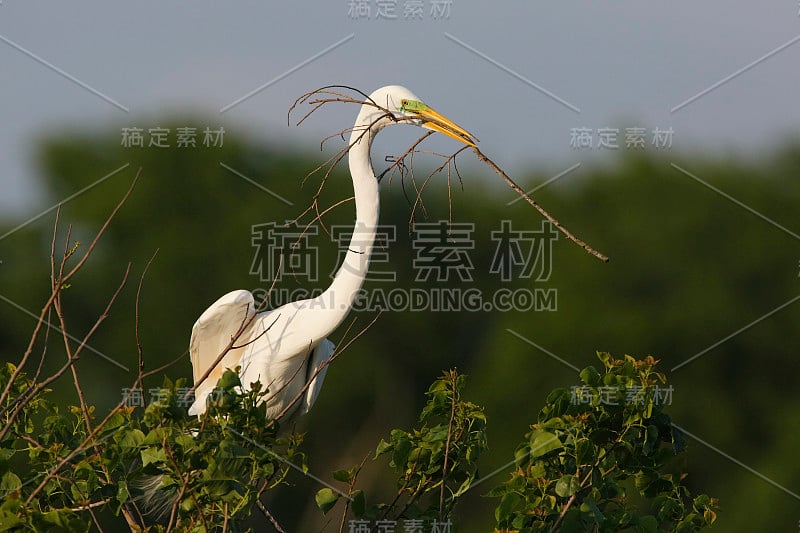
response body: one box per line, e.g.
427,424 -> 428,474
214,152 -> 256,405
189,85 -> 476,421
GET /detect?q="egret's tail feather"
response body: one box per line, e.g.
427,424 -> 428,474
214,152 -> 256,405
131,473 -> 179,522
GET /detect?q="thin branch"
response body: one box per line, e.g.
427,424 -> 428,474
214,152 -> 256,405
61,169 -> 140,283
337,453 -> 370,533
271,311 -> 382,424
256,500 -> 288,533
473,147 -> 609,262
135,249 -> 160,372
0,263 -> 131,443
439,371 -> 458,520
548,467 -> 595,533
0,169 -> 139,422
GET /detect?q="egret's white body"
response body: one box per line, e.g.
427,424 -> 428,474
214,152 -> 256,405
188,86 -> 476,420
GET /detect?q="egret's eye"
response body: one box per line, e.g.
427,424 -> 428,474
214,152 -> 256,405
400,99 -> 409,111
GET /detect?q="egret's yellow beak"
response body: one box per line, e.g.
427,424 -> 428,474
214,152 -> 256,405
400,99 -> 477,147
419,107 -> 478,147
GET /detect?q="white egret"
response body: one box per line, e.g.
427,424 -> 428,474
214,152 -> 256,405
188,85 -> 476,420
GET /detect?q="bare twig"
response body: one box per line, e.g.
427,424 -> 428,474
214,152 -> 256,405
271,311 -> 383,424
13,170 -> 141,505
439,371 -> 458,520
135,249 -> 160,372
337,453 -> 370,533
473,147 -> 609,262
17,190 -> 133,427
0,169 -> 139,434
256,500 -> 288,533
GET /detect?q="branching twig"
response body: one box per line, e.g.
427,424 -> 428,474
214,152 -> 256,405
439,371 -> 458,520
289,85 -> 609,264
0,169 -> 140,441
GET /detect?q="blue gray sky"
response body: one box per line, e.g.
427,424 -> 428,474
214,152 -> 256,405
1,1 -> 799,215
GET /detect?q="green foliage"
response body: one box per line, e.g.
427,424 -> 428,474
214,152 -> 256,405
0,360 -> 304,531
486,352 -> 719,532
130,371 -> 305,530
315,361 -> 717,532
316,370 -> 488,523
375,370 -> 488,517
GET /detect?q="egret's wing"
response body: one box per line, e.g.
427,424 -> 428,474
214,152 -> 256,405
189,290 -> 256,386
300,339 -> 335,415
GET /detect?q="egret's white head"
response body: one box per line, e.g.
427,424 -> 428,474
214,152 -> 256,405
360,85 -> 477,147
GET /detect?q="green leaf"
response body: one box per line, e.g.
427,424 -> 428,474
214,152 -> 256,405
105,411 -> 127,430
580,365 -> 602,386
116,481 -> 130,508
643,424 -> 660,456
332,469 -> 353,483
495,492 -> 521,523
0,472 -> 21,495
351,489 -> 365,517
634,470 -> 658,492
217,369 -> 241,390
635,515 -> 658,533
0,510 -> 24,531
175,433 -> 195,451
529,430 -> 561,458
315,488 -> 339,514
41,509 -> 89,531
392,436 -> 412,467
555,474 -> 581,497
575,438 -> 595,465
140,446 -> 167,466
374,439 -> 393,458
596,351 -> 613,369
115,428 -> 145,449
580,498 -> 605,524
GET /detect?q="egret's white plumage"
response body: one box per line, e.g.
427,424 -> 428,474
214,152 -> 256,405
188,85 -> 476,421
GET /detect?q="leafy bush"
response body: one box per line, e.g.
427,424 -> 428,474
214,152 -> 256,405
313,355 -> 717,533
314,370 -> 488,525
487,352 -> 718,532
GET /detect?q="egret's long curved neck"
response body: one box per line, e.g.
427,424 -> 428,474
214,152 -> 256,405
315,116 -> 380,331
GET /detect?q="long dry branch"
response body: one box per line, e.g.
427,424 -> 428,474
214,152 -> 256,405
472,148 -> 609,262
